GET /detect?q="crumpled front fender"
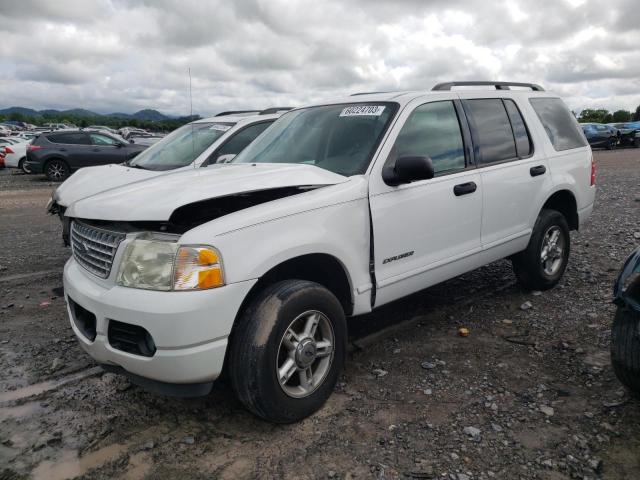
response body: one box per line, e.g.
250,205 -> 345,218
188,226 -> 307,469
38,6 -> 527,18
614,246 -> 640,311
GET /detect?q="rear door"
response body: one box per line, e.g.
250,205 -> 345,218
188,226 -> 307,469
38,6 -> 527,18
46,132 -> 91,168
458,95 -> 552,250
88,133 -> 126,165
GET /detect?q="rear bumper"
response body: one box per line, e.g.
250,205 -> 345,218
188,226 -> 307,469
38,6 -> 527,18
578,202 -> 594,229
24,155 -> 44,173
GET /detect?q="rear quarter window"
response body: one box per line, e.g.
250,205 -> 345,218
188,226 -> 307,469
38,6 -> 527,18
529,98 -> 587,151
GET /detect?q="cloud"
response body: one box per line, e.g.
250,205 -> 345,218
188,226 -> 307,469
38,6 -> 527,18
0,0 -> 638,115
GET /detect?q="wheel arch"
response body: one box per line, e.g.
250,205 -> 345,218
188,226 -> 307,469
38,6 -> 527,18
236,253 -> 354,318
540,189 -> 579,231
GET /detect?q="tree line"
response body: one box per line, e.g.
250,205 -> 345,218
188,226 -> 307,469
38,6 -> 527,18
0,111 -> 201,132
577,104 -> 640,124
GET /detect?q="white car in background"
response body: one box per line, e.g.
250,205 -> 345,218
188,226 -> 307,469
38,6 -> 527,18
49,108 -> 289,243
3,140 -> 31,173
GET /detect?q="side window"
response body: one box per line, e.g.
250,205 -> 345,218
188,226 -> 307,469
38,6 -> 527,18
90,134 -> 118,146
47,133 -> 89,145
464,99 -> 517,164
503,99 -> 532,157
209,122 -> 272,164
388,101 -> 465,175
529,98 -> 588,151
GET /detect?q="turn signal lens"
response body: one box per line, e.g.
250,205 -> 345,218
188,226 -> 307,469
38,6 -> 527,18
173,246 -> 224,290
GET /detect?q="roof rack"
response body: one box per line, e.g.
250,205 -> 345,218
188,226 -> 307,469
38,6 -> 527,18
215,110 -> 261,117
259,107 -> 294,115
350,91 -> 392,96
432,81 -> 545,92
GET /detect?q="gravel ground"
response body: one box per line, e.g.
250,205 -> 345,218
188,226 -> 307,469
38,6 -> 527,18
0,149 -> 639,480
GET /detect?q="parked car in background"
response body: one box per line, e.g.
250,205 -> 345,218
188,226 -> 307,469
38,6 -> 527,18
129,135 -> 163,147
2,140 -> 31,173
611,246 -> 640,395
85,125 -> 118,135
61,82 -> 595,422
13,131 -> 38,141
25,130 -> 148,181
43,123 -> 72,131
49,109 -> 285,243
0,137 -> 24,146
580,123 -> 619,149
608,122 -> 640,148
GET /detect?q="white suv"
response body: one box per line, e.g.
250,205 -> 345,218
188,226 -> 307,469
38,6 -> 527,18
49,109 -> 287,243
63,82 -> 595,423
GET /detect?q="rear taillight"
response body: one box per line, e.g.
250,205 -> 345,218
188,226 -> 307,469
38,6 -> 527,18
4,146 -> 13,154
27,144 -> 42,152
590,156 -> 596,186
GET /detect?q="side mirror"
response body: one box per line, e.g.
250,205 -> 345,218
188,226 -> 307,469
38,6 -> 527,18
215,153 -> 237,164
382,155 -> 434,186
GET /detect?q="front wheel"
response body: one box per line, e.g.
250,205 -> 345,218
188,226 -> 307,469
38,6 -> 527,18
228,280 -> 347,423
606,137 -> 617,150
512,209 -> 570,291
611,307 -> 640,395
45,159 -> 70,182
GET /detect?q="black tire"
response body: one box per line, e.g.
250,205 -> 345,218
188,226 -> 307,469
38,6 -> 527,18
611,306 -> 640,395
606,137 -> 617,150
18,158 -> 30,174
45,159 -> 70,182
634,137 -> 640,148
512,209 -> 570,291
228,280 -> 347,423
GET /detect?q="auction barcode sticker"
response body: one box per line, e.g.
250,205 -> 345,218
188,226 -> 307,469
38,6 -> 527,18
209,124 -> 232,131
339,105 -> 386,117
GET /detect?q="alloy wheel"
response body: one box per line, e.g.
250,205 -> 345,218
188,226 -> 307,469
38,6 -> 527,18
276,310 -> 335,398
540,226 -> 565,276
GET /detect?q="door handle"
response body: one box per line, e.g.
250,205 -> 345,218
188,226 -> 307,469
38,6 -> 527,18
59,148 -> 67,152
530,165 -> 546,177
453,181 -> 477,196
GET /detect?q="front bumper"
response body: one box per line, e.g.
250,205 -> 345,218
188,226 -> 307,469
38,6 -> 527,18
63,257 -> 256,388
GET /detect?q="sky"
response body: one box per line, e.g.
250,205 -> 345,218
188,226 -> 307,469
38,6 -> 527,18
0,0 -> 639,117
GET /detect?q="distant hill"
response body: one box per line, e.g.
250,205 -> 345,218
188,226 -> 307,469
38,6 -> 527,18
0,106 -> 171,121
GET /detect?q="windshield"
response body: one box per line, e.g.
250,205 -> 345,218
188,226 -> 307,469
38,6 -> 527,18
232,103 -> 397,176
129,122 -> 234,171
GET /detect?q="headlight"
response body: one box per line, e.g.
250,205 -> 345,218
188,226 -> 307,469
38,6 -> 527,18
116,236 -> 224,291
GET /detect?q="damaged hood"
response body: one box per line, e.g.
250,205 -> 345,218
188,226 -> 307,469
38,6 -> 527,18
55,164 -> 165,207
67,163 -> 348,221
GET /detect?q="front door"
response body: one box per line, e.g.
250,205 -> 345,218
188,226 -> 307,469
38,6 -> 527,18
369,98 -> 482,307
88,133 -> 125,165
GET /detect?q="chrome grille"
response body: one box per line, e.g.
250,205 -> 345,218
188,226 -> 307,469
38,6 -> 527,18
71,221 -> 125,278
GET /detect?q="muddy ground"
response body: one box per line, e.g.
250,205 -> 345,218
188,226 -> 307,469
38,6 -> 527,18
1,149 -> 639,480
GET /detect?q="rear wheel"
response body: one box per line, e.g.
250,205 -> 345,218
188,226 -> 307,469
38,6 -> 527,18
45,159 -> 70,182
229,280 -> 347,423
512,209 -> 570,291
634,137 -> 640,148
611,307 -> 640,395
18,158 -> 30,174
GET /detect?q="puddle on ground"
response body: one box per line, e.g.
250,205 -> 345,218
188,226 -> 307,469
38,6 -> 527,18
0,366 -> 102,403
31,443 -> 128,480
123,452 -> 152,480
0,401 -> 42,421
